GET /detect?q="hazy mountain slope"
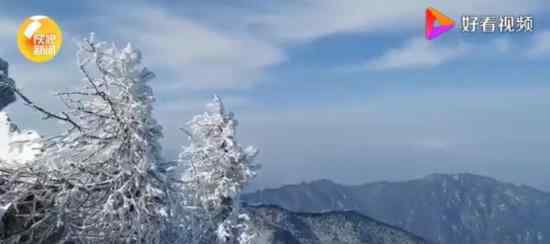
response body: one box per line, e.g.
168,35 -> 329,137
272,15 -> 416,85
244,174 -> 550,244
246,205 -> 431,244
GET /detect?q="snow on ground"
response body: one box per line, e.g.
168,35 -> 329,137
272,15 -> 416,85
0,112 -> 42,166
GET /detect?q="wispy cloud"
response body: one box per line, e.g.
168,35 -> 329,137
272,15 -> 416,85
100,6 -> 286,90
364,38 -> 469,71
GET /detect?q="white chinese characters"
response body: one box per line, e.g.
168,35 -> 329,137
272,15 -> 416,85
461,15 -> 534,33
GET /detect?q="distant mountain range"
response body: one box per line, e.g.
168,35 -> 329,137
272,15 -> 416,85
243,173 -> 550,244
245,205 -> 431,244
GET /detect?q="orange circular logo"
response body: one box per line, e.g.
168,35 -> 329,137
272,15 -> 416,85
17,16 -> 63,63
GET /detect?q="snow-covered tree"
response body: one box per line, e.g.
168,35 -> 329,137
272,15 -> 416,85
0,34 -> 261,244
0,34 -> 168,243
178,95 -> 259,244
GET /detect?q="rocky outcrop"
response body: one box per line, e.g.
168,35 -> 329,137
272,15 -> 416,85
0,58 -> 15,111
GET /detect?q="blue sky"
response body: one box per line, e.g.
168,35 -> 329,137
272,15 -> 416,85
2,1 -> 550,190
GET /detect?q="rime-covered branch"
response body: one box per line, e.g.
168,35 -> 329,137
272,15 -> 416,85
9,84 -> 82,131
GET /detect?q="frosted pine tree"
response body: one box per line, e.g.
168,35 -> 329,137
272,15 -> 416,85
52,34 -> 166,243
178,95 -> 259,244
0,34 -> 168,243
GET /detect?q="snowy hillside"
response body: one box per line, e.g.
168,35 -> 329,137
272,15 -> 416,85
246,205 -> 431,244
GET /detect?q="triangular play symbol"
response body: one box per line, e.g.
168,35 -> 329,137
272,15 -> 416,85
425,7 -> 455,40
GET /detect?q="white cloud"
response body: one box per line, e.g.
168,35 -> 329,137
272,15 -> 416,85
527,30 -> 550,57
106,7 -> 285,90
365,38 -> 469,70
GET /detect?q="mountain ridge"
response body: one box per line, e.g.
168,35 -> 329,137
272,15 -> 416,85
256,173 -> 547,194
244,173 -> 550,244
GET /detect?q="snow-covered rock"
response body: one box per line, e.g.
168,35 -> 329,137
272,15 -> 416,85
0,112 -> 42,166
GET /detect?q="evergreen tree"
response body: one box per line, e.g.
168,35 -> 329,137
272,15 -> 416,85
178,95 -> 259,244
